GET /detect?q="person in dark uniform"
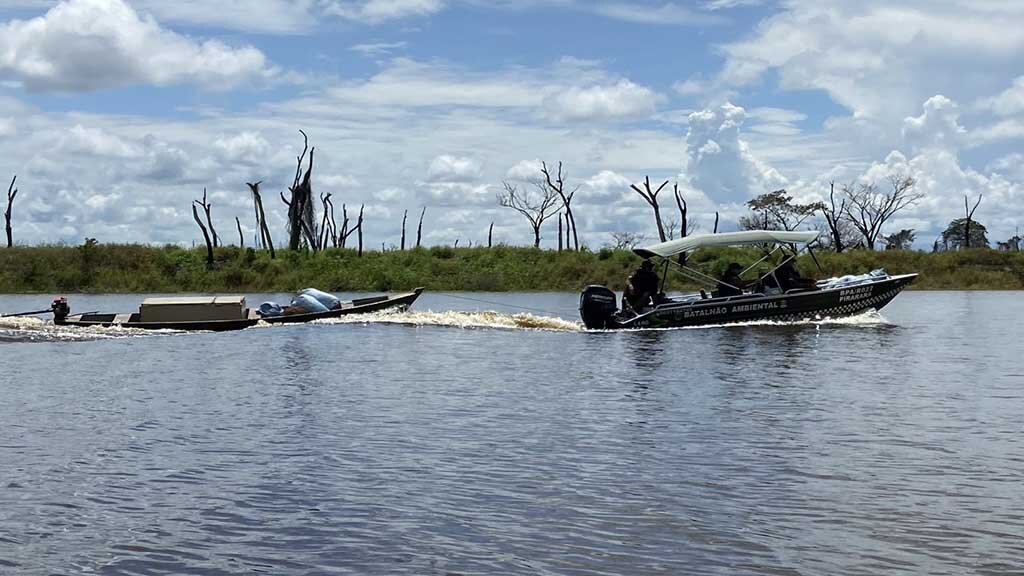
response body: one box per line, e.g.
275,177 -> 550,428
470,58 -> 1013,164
715,262 -> 748,297
624,259 -> 660,311
775,259 -> 816,291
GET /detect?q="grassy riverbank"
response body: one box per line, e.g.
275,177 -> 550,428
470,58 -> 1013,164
1,243 -> 1022,293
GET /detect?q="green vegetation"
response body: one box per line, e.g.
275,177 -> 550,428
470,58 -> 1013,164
1,242 -> 1022,293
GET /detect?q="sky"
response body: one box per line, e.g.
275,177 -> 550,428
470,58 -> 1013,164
0,0 -> 1022,249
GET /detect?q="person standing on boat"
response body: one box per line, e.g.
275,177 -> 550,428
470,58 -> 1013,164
624,259 -> 660,312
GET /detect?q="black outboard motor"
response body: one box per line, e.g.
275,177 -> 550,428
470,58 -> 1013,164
579,285 -> 618,329
51,297 -> 70,323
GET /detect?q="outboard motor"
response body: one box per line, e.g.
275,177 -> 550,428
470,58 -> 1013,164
51,297 -> 70,323
579,285 -> 618,329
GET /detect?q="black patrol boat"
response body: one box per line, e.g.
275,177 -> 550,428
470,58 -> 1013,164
579,230 -> 916,330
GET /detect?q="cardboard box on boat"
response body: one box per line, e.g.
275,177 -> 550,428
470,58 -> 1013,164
139,296 -> 247,322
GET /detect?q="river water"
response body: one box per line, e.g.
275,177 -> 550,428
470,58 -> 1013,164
1,291 -> 1022,575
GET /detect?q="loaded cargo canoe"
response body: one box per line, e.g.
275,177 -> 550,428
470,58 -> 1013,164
51,288 -> 423,332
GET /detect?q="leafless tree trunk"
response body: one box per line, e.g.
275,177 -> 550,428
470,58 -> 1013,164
356,204 -> 364,257
498,181 -> 561,248
488,222 -> 493,247
820,181 -> 848,252
542,161 -> 580,250
283,130 -> 318,251
843,175 -> 921,250
416,207 -> 425,248
631,176 -> 670,242
673,183 -> 694,238
318,192 -> 336,249
5,175 -> 17,248
192,203 -> 214,268
340,204 -> 350,248
558,215 -> 563,252
194,188 -> 219,248
236,217 -> 244,248
713,212 -> 719,234
246,181 -> 275,258
964,194 -> 982,249
454,239 -> 460,249
401,209 -> 408,250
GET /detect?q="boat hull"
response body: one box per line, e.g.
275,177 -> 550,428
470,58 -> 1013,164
55,288 -> 424,332
585,274 -> 916,330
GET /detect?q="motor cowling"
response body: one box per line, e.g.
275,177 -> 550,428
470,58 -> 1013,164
51,297 -> 70,322
579,285 -> 618,329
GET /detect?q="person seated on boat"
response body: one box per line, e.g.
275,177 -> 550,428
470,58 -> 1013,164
715,263 -> 749,297
623,259 -> 660,312
775,260 -> 817,292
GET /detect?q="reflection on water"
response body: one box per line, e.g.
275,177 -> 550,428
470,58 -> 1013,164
1,291 -> 1023,575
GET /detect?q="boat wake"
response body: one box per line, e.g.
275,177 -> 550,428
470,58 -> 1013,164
313,309 -> 584,332
0,316 -> 168,343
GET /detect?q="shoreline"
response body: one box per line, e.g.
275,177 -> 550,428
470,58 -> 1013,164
2,244 -> 1022,293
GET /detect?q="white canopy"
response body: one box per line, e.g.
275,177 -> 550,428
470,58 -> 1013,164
633,230 -> 820,259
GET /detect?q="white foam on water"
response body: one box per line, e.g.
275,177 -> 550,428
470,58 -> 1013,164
0,315 -> 174,342
313,309 -> 584,332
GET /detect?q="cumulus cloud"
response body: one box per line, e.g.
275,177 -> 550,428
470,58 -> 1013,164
0,0 -> 272,92
901,95 -> 966,153
506,159 -> 544,181
427,154 -> 482,182
716,0 -> 1024,119
544,80 -> 662,121
681,102 -> 788,203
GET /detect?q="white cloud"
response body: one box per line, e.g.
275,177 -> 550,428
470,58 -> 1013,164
681,102 -> 788,203
0,117 -> 16,137
0,0 -> 272,92
978,76 -> 1024,117
591,2 -> 725,25
427,154 -> 482,182
717,1 -> 1024,120
901,95 -> 966,153
214,131 -> 272,164
350,41 -> 408,57
323,0 -> 444,23
544,80 -> 662,121
581,170 -> 632,202
506,159 -> 544,181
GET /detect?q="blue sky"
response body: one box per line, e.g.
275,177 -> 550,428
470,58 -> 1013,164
1,0 -> 1022,249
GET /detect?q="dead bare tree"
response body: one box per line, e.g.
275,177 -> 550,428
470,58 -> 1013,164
610,231 -> 646,250
282,130 -> 318,251
844,175 -> 921,250
713,212 -> 719,234
964,193 -> 983,249
416,207 -> 425,248
236,217 -> 244,248
558,215 -> 563,251
498,180 -> 561,248
194,188 -> 220,248
672,183 -> 697,239
246,181 -> 275,258
488,222 -> 494,247
356,204 -> 364,257
320,192 -> 339,248
191,203 -> 214,268
820,181 -> 848,252
5,175 -> 17,248
400,209 -> 408,250
542,161 -> 580,250
631,176 -> 670,242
